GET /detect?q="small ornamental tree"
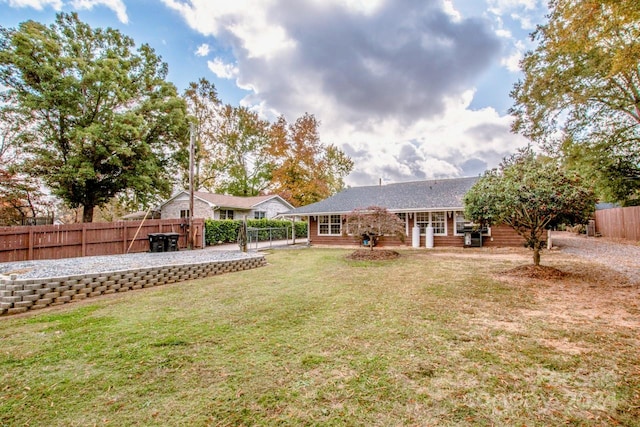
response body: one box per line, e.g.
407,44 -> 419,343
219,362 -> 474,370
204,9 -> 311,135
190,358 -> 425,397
464,147 -> 595,266
344,206 -> 406,251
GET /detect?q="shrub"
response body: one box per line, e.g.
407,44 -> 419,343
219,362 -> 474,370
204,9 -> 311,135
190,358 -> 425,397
205,219 -> 307,246
204,220 -> 239,245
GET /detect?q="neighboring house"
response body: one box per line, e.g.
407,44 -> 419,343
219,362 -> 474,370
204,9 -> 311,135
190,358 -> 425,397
160,191 -> 294,221
281,177 -> 524,248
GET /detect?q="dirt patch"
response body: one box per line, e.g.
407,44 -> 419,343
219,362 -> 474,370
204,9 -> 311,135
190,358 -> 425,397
346,249 -> 400,261
495,260 -> 640,331
499,261 -> 632,286
1,268 -> 33,276
501,264 -> 568,280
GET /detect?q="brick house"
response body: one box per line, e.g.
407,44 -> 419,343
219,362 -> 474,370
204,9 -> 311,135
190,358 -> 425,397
281,177 -> 524,248
160,191 -> 294,221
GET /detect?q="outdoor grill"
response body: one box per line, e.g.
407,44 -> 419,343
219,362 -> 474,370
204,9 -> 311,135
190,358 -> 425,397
462,226 -> 485,248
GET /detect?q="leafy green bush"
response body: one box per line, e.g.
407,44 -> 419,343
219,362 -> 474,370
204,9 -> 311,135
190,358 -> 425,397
204,220 -> 239,245
205,219 -> 307,246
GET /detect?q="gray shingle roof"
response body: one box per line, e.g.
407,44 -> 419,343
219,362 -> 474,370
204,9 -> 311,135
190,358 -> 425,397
285,176 -> 479,215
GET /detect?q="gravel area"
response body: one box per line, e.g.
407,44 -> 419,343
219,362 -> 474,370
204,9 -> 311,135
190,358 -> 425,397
0,249 -> 262,280
552,231 -> 640,285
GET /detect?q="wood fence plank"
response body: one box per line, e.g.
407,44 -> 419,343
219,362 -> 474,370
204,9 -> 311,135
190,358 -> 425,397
0,218 -> 204,263
596,206 -> 640,241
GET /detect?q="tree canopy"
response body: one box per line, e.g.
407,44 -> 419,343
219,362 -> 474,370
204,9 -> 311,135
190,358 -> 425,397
344,206 -> 406,250
182,78 -> 221,192
180,79 -> 353,206
464,148 -> 595,266
0,13 -> 188,222
510,0 -> 640,204
269,113 -> 353,206
213,105 -> 273,197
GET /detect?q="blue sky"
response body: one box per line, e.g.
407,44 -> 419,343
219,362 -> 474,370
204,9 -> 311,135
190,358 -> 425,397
0,0 -> 548,186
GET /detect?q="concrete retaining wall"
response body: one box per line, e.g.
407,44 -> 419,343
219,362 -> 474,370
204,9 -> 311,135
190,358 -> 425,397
0,255 -> 266,316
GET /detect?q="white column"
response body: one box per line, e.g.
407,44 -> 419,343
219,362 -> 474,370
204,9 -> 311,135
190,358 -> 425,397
426,226 -> 434,248
412,226 -> 420,248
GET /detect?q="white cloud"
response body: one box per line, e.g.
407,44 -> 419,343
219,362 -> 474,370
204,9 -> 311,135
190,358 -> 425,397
165,0 -> 531,185
487,0 -> 539,13
321,0 -> 385,15
5,0 -> 130,26
487,0 -> 546,31
161,0 -> 295,59
71,0 -> 128,24
6,0 -> 63,10
195,43 -> 210,57
440,0 -> 462,22
501,39 -> 525,72
207,57 -> 238,80
327,90 -> 529,185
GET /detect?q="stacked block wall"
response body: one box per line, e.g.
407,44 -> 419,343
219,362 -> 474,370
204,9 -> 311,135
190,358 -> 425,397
0,255 -> 266,316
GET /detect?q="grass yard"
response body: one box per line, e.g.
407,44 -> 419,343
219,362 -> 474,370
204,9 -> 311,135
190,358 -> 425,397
1,248 -> 639,426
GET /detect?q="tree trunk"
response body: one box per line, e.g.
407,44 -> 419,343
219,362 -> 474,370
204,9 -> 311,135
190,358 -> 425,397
533,248 -> 541,266
82,204 -> 94,223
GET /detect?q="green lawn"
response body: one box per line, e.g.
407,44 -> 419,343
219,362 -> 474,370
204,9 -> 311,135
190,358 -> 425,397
1,248 -> 638,426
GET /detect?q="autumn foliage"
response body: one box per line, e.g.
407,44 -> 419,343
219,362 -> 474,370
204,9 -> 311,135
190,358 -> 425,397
344,206 -> 406,250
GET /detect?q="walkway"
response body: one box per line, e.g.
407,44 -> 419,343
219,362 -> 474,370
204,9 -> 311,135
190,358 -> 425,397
206,238 -> 308,252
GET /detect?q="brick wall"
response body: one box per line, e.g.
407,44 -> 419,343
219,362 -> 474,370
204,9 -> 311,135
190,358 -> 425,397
0,255 -> 266,316
307,215 -> 525,248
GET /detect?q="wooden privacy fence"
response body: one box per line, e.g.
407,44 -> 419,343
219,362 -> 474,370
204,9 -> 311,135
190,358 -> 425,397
595,206 -> 640,241
0,218 -> 204,263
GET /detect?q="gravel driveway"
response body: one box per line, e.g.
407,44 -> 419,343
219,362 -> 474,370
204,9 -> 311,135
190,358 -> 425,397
0,249 -> 260,280
551,231 -> 640,285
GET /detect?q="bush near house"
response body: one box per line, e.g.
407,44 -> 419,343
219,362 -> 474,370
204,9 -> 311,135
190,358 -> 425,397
205,219 -> 307,245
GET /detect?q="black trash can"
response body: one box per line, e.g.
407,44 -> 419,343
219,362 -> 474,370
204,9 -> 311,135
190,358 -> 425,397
148,233 -> 166,252
164,232 -> 180,252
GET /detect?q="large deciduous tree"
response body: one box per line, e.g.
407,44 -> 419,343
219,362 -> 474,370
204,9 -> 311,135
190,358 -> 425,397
0,13 -> 188,222
510,0 -> 640,204
464,148 -> 595,266
344,206 -> 406,251
213,105 -> 272,196
269,113 -> 353,206
182,78 -> 221,191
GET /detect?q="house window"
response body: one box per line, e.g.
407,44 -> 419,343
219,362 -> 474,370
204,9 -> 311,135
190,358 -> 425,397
415,212 -> 446,236
431,212 -> 446,235
220,209 -> 234,220
180,209 -> 190,218
455,212 -> 468,235
254,211 -> 266,219
415,212 -> 430,231
318,215 -> 341,235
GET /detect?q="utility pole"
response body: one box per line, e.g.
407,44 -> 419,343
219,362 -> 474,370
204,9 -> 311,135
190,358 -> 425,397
189,122 -> 195,249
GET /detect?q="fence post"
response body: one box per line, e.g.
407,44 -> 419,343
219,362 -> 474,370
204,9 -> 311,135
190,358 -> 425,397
28,228 -> 34,260
123,222 -> 127,254
82,225 -> 87,257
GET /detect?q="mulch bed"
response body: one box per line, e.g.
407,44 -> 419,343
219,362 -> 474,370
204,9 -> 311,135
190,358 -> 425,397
501,265 -> 568,280
346,249 -> 400,261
